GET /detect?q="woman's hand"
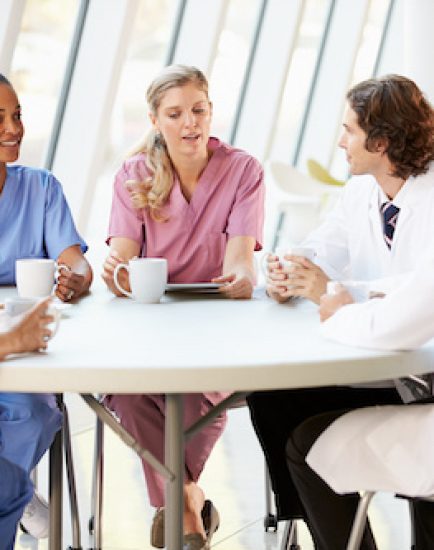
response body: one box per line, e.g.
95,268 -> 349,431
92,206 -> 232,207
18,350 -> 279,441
102,250 -> 131,297
212,272 -> 254,299
56,245 -> 93,301
56,269 -> 88,302
3,298 -> 54,357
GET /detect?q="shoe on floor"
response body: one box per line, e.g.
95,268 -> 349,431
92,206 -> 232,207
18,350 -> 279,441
150,499 -> 219,548
151,507 -> 165,548
183,532 -> 209,550
20,491 -> 49,539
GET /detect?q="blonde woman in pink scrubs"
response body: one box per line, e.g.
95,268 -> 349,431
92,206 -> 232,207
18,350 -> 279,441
102,65 -> 264,550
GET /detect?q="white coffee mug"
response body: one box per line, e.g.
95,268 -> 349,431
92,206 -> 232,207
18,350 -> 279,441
114,258 -> 168,303
4,297 -> 60,337
262,246 -> 316,276
15,259 -> 70,298
326,280 -> 372,302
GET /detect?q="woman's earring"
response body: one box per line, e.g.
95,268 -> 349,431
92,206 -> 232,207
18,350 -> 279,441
155,132 -> 165,147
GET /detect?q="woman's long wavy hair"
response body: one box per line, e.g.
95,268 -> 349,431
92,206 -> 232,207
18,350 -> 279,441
347,74 -> 434,180
129,65 -> 209,220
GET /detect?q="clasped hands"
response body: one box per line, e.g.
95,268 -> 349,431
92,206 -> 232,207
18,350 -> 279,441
266,253 -> 330,305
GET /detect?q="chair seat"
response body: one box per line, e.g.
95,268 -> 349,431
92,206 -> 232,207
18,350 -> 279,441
306,404 -> 434,498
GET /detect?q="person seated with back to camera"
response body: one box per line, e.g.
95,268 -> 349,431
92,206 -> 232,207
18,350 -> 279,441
102,64 -> 264,550
0,300 -> 54,550
0,73 -> 93,539
283,255 -> 434,550
247,74 -> 434,529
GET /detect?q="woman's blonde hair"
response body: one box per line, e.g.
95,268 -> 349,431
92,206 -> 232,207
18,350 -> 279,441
129,64 -> 209,220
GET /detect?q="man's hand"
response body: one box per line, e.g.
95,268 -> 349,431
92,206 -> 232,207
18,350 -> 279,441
267,255 -> 329,304
319,286 -> 354,321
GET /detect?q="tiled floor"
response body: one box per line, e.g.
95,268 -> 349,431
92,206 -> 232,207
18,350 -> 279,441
15,394 -> 411,549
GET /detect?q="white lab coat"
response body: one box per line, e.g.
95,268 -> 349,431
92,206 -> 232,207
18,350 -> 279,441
305,162 -> 434,293
321,253 -> 434,351
307,403 -> 434,497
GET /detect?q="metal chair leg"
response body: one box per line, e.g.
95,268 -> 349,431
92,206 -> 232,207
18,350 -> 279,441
62,404 -> 82,550
88,416 -> 104,550
264,460 -> 278,531
346,491 -> 375,550
281,520 -> 301,550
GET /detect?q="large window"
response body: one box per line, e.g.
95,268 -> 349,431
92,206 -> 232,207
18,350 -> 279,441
269,0 -> 331,164
208,0 -> 261,141
9,0 -> 79,167
87,0 -> 177,244
329,0 -> 392,180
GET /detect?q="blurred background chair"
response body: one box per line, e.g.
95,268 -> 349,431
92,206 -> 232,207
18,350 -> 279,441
267,161 -> 343,250
306,158 -> 345,187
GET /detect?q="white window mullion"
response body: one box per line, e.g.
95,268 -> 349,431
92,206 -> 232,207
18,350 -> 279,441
0,0 -> 25,74
171,0 -> 229,76
233,0 -> 305,162
51,0 -> 139,233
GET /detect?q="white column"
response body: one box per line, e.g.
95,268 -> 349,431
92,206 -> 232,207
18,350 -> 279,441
403,0 -> 434,102
295,0 -> 369,171
171,0 -> 229,75
233,0 -> 305,162
374,0 -> 405,77
0,0 -> 25,74
51,0 -> 139,233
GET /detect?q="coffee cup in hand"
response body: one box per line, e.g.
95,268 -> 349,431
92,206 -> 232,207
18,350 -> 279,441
114,257 -> 168,303
262,246 -> 316,277
4,297 -> 60,336
15,258 -> 70,298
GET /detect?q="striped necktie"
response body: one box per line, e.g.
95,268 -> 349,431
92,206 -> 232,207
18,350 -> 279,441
381,201 -> 400,249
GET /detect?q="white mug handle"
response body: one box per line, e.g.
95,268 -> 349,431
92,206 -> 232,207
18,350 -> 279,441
55,263 -> 71,279
113,263 -> 133,298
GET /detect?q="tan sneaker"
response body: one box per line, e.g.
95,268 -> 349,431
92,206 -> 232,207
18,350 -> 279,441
150,507 -> 165,548
150,500 -> 219,548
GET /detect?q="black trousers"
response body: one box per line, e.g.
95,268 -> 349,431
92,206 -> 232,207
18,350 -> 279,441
286,408 -> 434,550
247,386 -> 402,520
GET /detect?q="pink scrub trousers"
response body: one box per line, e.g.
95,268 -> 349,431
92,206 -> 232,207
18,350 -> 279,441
105,392 -> 227,507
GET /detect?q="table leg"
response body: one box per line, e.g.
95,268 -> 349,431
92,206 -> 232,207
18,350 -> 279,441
165,394 -> 184,550
49,427 -> 63,549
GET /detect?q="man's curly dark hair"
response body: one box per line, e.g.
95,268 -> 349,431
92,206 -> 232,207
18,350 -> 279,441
347,75 -> 434,180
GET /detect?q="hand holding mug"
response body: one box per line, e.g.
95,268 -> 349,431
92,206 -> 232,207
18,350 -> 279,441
5,297 -> 59,352
15,258 -> 70,299
113,257 -> 167,304
55,267 -> 87,302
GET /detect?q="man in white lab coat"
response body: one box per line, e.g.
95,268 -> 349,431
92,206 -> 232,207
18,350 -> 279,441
247,74 -> 434,541
283,260 -> 434,550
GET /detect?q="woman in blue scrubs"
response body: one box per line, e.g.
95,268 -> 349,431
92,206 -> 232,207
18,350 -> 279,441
0,73 -> 93,538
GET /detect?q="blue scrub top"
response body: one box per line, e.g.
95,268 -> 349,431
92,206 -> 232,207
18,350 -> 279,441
0,165 -> 88,284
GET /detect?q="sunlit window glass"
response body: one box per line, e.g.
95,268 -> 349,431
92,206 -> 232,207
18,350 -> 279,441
87,0 -> 176,244
9,0 -> 78,167
329,0 -> 391,180
269,0 -> 330,164
209,0 -> 261,141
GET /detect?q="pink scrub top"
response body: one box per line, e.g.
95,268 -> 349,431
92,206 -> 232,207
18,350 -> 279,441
107,137 -> 264,283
